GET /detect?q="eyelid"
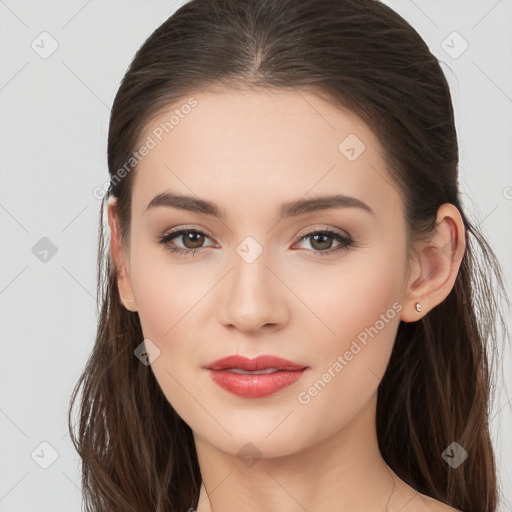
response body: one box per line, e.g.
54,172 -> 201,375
160,225 -> 216,241
295,225 -> 351,240
158,226 -> 218,248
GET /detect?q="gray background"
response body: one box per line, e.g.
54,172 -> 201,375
0,1 -> 511,511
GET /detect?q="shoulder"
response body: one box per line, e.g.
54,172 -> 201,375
410,492 -> 463,512
386,469 -> 463,512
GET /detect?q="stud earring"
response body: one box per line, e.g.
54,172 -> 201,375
415,302 -> 421,312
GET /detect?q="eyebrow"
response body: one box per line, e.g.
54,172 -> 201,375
145,190 -> 374,219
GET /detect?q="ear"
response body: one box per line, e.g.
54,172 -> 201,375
107,196 -> 138,312
400,203 -> 466,322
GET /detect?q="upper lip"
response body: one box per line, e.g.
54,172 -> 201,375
204,355 -> 308,371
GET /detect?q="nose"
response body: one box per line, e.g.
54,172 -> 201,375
217,254 -> 290,335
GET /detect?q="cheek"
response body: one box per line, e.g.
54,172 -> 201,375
129,244 -> 210,341
293,259 -> 404,436
300,244 -> 407,360
128,251 -> 210,412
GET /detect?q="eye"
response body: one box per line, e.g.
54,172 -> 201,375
157,228 -> 216,257
293,228 -> 354,257
157,227 -> 355,258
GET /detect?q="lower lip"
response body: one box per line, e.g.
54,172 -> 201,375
207,368 -> 308,398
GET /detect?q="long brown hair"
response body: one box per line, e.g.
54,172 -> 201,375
68,0 -> 510,510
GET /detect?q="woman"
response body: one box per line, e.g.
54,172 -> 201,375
68,0 -> 510,511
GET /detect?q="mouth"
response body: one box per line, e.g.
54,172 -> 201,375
204,354 -> 308,372
224,367 -> 285,375
204,354 -> 309,398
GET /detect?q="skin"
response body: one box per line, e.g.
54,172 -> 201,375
108,88 -> 465,512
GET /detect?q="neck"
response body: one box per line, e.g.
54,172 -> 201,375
193,393 -> 419,512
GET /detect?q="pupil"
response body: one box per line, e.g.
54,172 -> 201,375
312,234 -> 331,250
184,232 -> 204,249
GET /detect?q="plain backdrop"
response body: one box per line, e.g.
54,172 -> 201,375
0,1 -> 511,511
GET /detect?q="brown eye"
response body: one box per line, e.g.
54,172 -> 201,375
157,228 -> 215,256
309,233 -> 335,251
180,231 -> 206,249
295,229 -> 354,257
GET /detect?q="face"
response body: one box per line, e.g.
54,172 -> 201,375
115,88 -> 413,458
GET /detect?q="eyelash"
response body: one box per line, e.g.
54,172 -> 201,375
157,227 -> 355,258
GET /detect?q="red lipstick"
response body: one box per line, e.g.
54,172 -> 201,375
204,355 -> 309,398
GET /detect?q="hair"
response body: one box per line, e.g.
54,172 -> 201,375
68,0 -> 511,511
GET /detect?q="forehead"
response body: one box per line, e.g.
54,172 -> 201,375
131,88 -> 401,219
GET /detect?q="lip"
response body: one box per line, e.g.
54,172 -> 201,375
204,355 -> 309,398
204,354 -> 307,371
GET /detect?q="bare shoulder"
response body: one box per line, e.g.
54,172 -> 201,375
395,488 -> 462,512
413,492 -> 462,512
387,469 -> 463,512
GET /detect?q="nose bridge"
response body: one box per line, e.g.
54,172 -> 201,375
218,242 -> 287,333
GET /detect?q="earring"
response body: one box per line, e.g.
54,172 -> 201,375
415,302 -> 421,312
